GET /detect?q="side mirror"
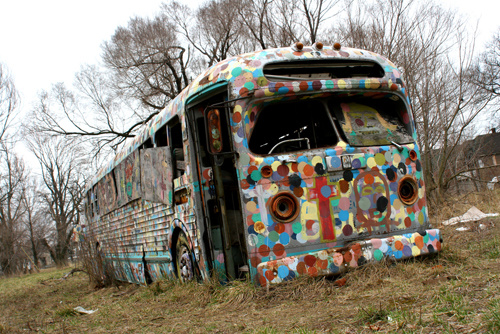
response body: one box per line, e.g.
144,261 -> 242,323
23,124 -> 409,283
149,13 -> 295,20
207,109 -> 223,154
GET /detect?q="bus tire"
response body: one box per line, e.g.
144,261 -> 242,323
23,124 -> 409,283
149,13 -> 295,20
175,232 -> 194,282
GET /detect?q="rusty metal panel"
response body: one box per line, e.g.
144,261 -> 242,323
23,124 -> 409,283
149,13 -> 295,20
115,150 -> 141,207
140,147 -> 173,207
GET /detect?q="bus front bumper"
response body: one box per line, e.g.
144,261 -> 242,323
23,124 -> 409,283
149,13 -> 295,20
256,229 -> 441,285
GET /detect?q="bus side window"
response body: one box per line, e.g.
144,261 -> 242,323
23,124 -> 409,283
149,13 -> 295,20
155,116 -> 185,178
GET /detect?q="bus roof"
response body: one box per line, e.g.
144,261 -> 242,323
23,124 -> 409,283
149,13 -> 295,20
89,44 -> 404,188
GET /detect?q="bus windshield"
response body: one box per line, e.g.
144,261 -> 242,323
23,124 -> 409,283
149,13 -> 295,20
248,93 -> 413,154
329,95 -> 414,147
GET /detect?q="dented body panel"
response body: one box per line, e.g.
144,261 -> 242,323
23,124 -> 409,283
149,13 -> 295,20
85,45 -> 440,285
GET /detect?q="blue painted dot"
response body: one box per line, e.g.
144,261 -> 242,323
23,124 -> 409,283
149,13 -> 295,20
298,156 -> 309,163
339,210 -> 350,221
394,250 -> 403,259
279,232 -> 290,245
335,218 -> 342,226
390,194 -> 398,204
330,156 -> 341,168
278,86 -> 289,94
326,149 -> 336,156
329,263 -> 339,273
352,159 -> 361,169
264,157 -> 275,164
321,185 -> 332,198
278,265 -> 289,278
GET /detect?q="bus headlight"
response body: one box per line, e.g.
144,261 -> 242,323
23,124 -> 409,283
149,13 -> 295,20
398,176 -> 418,205
269,192 -> 300,223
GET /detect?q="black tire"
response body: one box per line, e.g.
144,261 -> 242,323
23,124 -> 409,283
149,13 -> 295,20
175,232 -> 194,282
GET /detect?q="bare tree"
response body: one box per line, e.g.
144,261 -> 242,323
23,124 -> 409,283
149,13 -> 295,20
0,145 -> 26,275
29,68 -> 144,157
27,135 -> 87,267
0,63 -> 19,143
165,0 -> 246,67
334,0 -> 493,203
21,179 -> 50,270
102,14 -> 191,110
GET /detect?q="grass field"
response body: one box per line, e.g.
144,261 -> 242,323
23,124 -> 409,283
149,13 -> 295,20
1,191 -> 499,333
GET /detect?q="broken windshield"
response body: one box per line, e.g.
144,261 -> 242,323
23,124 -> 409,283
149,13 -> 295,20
248,93 -> 414,155
328,95 -> 413,147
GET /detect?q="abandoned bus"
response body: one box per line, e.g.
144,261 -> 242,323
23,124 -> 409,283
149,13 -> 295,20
84,42 -> 441,286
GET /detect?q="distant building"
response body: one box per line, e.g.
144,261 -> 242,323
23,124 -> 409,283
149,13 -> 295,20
461,128 -> 500,191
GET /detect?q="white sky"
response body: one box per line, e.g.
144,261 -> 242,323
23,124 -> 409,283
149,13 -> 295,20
0,0 -> 498,130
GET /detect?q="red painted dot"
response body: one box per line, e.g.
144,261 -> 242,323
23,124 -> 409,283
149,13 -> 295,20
304,255 -> 317,267
258,245 -> 270,257
273,244 -> 285,257
232,112 -> 242,123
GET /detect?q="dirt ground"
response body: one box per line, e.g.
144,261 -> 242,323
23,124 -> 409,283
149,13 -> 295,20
1,191 -> 499,333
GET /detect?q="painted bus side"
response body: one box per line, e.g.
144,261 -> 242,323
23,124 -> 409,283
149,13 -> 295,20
84,44 -> 441,285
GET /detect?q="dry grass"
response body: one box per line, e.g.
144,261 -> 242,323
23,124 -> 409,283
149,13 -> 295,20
1,190 -> 499,333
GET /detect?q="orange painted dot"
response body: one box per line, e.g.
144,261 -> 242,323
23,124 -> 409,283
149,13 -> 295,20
232,112 -> 242,123
436,241 -> 442,251
307,267 -> 319,277
344,252 -> 352,263
351,243 -> 362,255
259,276 -> 267,286
339,180 -> 350,193
317,259 -> 328,270
248,165 -> 258,174
297,262 -> 307,274
303,164 -> 314,177
395,240 -> 404,251
404,217 -> 412,228
265,270 -> 275,281
364,173 -> 374,184
415,235 -> 424,249
293,186 -> 304,197
241,179 -> 250,190
291,163 -> 299,173
275,223 -> 285,234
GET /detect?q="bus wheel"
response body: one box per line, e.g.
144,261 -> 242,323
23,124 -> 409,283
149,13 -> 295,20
176,232 -> 194,282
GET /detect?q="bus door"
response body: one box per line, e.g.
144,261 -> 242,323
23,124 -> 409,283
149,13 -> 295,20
188,91 -> 248,279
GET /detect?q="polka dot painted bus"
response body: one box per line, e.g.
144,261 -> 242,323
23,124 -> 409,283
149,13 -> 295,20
84,42 -> 441,286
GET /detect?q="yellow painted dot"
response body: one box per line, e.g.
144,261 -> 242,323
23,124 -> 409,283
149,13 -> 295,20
393,199 -> 402,210
268,184 -> 279,195
265,88 -> 274,96
312,156 -> 323,166
254,221 -> 266,234
393,154 -> 401,165
271,161 -> 281,171
338,80 -> 346,89
338,141 -> 347,149
246,201 -> 258,213
298,161 -> 307,174
367,157 -> 377,168
407,143 -> 415,150
412,246 -> 420,256
375,153 -> 386,166
371,79 -> 380,89
234,105 -> 242,113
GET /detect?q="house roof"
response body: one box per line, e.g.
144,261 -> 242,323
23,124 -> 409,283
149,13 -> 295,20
470,130 -> 500,157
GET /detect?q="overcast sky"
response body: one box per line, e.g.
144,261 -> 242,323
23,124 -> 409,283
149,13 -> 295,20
0,0 -> 498,121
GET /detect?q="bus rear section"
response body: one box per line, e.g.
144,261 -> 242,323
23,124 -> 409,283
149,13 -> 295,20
229,76 -> 441,286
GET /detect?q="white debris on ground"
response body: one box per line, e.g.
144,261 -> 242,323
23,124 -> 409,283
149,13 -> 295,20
487,176 -> 498,190
441,206 -> 499,226
74,306 -> 98,314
